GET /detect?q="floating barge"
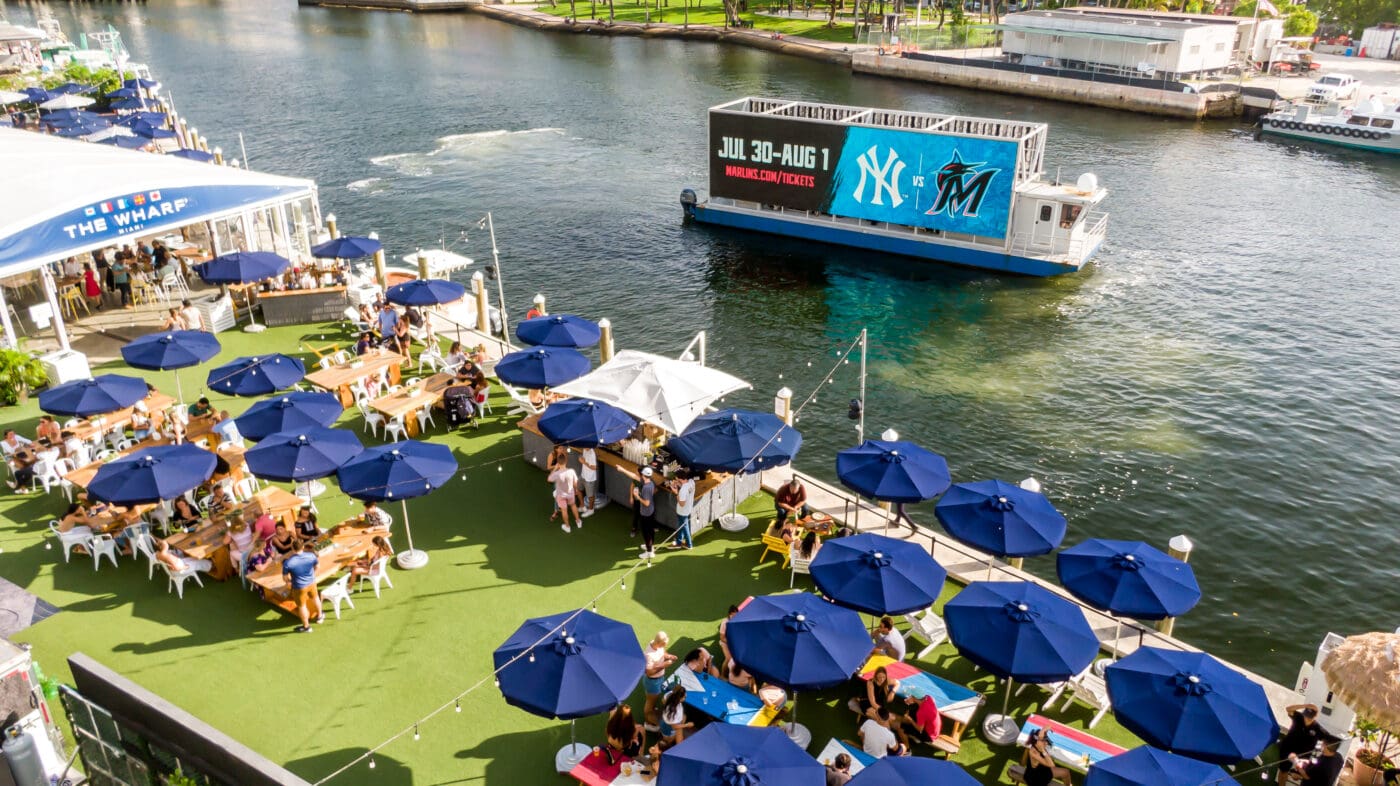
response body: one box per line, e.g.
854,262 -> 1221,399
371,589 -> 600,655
682,97 -> 1109,277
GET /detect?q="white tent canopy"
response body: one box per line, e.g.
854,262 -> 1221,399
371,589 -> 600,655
552,349 -> 752,435
0,127 -> 316,277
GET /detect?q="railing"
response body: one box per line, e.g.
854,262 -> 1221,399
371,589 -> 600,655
1067,210 -> 1109,264
713,199 -> 1008,251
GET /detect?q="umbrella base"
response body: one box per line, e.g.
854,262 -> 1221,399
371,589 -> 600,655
982,714 -> 1020,746
396,549 -> 429,570
785,722 -> 812,750
297,479 -> 328,498
554,743 -> 590,773
243,324 -> 267,333
718,513 -> 750,532
1092,657 -> 1113,677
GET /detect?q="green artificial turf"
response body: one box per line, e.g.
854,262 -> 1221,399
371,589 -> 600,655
534,0 -> 863,43
0,321 -> 1153,786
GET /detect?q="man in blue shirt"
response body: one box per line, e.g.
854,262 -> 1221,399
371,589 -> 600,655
377,303 -> 399,339
282,542 -> 322,633
211,410 -> 242,447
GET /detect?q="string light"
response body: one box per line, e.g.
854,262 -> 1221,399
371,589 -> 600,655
367,756 -> 375,770
413,724 -> 420,741
455,699 -> 462,712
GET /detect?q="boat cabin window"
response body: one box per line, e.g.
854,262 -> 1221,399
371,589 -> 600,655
1059,204 -> 1083,229
1038,205 -> 1053,222
1372,118 -> 1395,129
1346,115 -> 1370,126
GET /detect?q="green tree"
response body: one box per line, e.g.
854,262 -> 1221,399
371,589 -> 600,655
1303,0 -> 1400,35
1283,5 -> 1318,34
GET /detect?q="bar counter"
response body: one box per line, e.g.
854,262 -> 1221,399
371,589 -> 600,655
256,285 -> 349,327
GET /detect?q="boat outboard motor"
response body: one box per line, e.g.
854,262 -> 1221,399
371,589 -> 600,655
1,725 -> 44,786
679,188 -> 698,222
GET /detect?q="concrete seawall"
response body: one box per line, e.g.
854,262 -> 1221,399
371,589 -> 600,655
853,51 -> 1235,119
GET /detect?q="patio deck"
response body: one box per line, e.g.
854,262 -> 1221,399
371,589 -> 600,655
0,319 -> 1240,785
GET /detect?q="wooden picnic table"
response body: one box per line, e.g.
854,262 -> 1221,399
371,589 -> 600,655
164,520 -> 236,581
860,655 -> 984,744
246,523 -> 381,616
62,393 -> 175,445
367,372 -> 455,438
305,351 -> 406,407
64,439 -> 245,490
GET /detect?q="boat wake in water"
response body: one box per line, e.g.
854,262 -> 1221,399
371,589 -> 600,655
346,177 -> 387,193
369,127 -> 565,177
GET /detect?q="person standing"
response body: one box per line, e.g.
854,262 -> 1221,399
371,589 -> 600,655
549,459 -> 582,533
633,467 -> 658,558
579,446 -> 599,518
669,469 -> 695,550
282,542 -> 323,633
82,263 -> 103,310
1278,704 -> 1325,785
180,298 -> 205,331
111,256 -> 133,309
641,632 -> 677,731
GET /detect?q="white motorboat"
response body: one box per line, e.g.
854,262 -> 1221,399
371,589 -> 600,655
1260,96 -> 1400,155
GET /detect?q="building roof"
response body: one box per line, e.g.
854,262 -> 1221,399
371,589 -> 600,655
1000,24 -> 1173,44
1061,6 -> 1251,25
1005,9 -> 1217,33
0,23 -> 44,43
0,128 -> 315,275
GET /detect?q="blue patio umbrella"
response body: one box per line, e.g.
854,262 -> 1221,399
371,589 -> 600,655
88,444 -> 217,506
944,580 -> 1099,738
169,148 -> 215,163
244,427 -> 364,483
494,608 -> 645,767
936,479 -> 1067,577
336,440 -> 457,569
494,347 -> 590,390
96,135 -> 150,150
22,87 -> 54,104
809,532 -> 947,617
848,756 -> 982,786
130,121 -> 176,140
234,392 -> 343,441
515,314 -> 602,349
108,97 -> 147,111
116,111 -> 167,128
311,235 -> 383,260
668,408 -> 802,530
205,354 -> 306,397
41,109 -> 103,125
105,87 -> 139,100
836,439 -> 951,503
1085,746 -> 1235,786
193,251 -> 291,285
121,329 -> 222,404
384,278 -> 466,307
51,82 -> 95,95
38,374 -> 148,417
659,724 -> 823,786
1105,647 -> 1278,764
53,122 -> 110,138
1057,540 -> 1201,656
536,398 -> 637,447
123,77 -> 161,90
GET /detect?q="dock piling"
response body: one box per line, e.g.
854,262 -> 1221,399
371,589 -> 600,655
598,318 -> 614,362
1156,534 -> 1195,636
473,272 -> 490,333
326,214 -> 339,240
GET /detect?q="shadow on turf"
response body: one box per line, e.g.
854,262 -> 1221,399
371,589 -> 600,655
288,747 -> 413,786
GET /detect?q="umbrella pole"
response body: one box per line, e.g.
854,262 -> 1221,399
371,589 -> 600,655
174,369 -> 184,406
982,676 -> 1018,743
396,499 -> 429,570
556,717 -> 588,771
784,691 -> 810,748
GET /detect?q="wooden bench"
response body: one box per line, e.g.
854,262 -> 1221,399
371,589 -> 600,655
1008,764 -> 1027,784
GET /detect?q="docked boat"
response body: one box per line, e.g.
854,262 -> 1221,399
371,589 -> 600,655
1259,97 -> 1400,155
681,98 -> 1109,277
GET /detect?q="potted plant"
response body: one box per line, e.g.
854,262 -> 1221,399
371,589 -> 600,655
0,348 -> 47,405
1352,719 -> 1395,786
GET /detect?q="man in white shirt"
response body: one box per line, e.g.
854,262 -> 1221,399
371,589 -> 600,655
671,647 -> 718,693
670,469 -> 696,550
63,257 -> 83,277
860,708 -> 900,759
179,298 -> 205,331
579,447 -> 599,518
872,616 -> 907,662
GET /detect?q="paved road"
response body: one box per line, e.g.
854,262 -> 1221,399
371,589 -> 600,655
1249,51 -> 1400,101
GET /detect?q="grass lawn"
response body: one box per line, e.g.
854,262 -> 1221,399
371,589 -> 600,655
0,320 -> 1154,785
534,0 -> 863,43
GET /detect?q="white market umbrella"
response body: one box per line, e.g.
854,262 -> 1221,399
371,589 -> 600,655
40,94 -> 95,111
85,125 -> 136,142
0,91 -> 29,106
552,350 -> 751,435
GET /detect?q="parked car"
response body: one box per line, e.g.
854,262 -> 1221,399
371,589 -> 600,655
1307,73 -> 1360,103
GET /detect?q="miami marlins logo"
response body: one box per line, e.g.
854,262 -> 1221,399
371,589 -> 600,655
927,151 -> 1000,219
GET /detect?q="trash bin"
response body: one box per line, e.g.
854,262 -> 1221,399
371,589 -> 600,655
1344,47 -> 1353,56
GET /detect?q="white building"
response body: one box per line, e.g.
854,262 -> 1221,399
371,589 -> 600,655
1000,7 -> 1281,80
1360,24 -> 1400,60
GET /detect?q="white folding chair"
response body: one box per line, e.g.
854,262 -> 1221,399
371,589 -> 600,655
160,561 -> 205,598
357,556 -> 394,598
132,532 -> 161,578
88,534 -> 120,571
383,415 -> 408,442
318,356 -> 337,371
94,448 -> 118,462
1058,671 -> 1112,728
321,575 -> 356,619
902,606 -> 950,660
31,459 -> 62,494
232,477 -> 260,502
48,520 -> 90,563
415,405 -> 435,433
789,544 -> 814,588
332,349 -> 353,365
357,401 -> 385,438
418,348 -> 443,373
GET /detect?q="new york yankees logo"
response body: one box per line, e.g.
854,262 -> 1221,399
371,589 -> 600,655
851,146 -> 905,208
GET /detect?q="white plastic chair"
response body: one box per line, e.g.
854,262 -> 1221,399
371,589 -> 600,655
321,575 -> 356,619
332,349 -> 353,365
160,561 -> 204,598
147,500 -> 174,536
48,520 -> 90,562
68,443 -> 93,468
318,356 -> 337,371
31,459 -> 61,494
357,401 -> 385,437
52,458 -> 76,501
358,556 -> 394,598
475,388 -> 493,416
94,448 -> 118,462
63,419 -> 80,429
789,544 -> 814,588
418,348 -> 443,373
232,477 -> 260,502
415,405 -> 435,433
503,384 -> 543,416
383,415 -> 408,442
88,534 -> 120,570
1058,671 -> 1112,728
902,606 -> 950,660
113,437 -> 136,451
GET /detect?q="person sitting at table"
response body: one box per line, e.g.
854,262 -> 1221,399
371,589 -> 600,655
871,616 -> 907,662
2,428 -> 33,464
211,410 -> 241,446
724,658 -> 755,692
1022,728 -> 1072,786
345,535 -> 393,588
187,397 -> 215,421
444,341 -> 468,371
57,500 -> 94,538
223,513 -> 255,572
606,703 -> 645,758
293,506 -> 322,542
35,416 -> 61,446
719,604 -> 739,666
154,537 -> 213,576
269,520 -> 299,557
796,530 -> 821,562
774,476 -> 811,531
657,686 -> 692,743
455,359 -> 487,397
357,304 -> 378,336
673,648 -> 720,693
61,431 -> 86,462
849,665 -> 901,722
757,682 -> 788,714
170,496 -> 202,530
362,501 -> 392,532
825,753 -> 854,786
252,513 -> 277,543
470,344 -> 488,365
130,401 -> 154,441
640,738 -> 675,783
903,693 -> 941,745
161,307 -> 186,331
354,331 -> 375,357
860,707 -> 902,760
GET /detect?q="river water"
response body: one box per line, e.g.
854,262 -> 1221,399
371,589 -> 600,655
14,0 -> 1400,683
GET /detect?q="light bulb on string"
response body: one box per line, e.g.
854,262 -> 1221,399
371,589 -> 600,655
414,724 -> 420,741
529,652 -> 535,663
455,699 -> 462,712
368,756 -> 376,770
620,578 -> 627,590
